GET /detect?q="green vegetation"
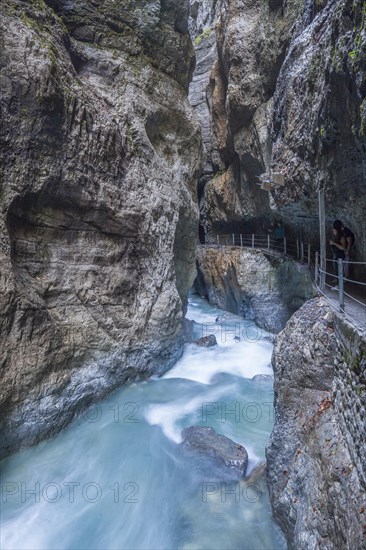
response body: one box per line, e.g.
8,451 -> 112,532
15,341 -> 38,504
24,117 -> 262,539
212,169 -> 225,181
20,11 -> 40,32
348,2 -> 366,63
19,0 -> 68,38
31,0 -> 45,9
314,0 -> 325,9
349,31 -> 363,61
332,3 -> 365,70
194,27 -> 212,46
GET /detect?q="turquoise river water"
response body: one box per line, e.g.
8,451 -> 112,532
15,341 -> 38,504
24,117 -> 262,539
0,293 -> 286,550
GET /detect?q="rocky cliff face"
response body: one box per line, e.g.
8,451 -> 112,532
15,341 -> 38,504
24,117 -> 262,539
271,0 -> 366,253
0,0 -> 201,457
189,0 -> 366,257
196,245 -> 314,332
188,0 -> 305,238
188,3 -> 366,546
267,298 -> 366,549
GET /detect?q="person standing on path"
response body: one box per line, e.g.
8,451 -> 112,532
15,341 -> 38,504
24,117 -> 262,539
340,221 -> 355,279
329,220 -> 346,288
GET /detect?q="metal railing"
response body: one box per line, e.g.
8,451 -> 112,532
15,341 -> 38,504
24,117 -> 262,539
208,233 -> 366,328
316,254 -> 366,323
213,233 -> 314,266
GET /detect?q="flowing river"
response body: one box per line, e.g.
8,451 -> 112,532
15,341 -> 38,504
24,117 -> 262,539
1,293 -> 286,550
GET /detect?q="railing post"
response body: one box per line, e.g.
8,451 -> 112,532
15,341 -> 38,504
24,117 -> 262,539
240,234 -> 243,248
232,233 -> 235,246
252,234 -> 255,248
308,244 -> 311,267
319,189 -> 326,292
267,234 -> 270,250
301,241 -> 304,263
319,252 -> 325,291
283,237 -> 287,255
338,259 -> 345,312
315,251 -> 319,284
296,239 -> 299,258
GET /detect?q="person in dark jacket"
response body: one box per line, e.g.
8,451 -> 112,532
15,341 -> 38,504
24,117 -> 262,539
340,222 -> 355,278
329,220 -> 346,289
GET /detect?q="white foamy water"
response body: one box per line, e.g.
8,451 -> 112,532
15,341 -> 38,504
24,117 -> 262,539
164,340 -> 273,384
144,384 -> 237,443
0,292 -> 286,550
165,299 -> 273,385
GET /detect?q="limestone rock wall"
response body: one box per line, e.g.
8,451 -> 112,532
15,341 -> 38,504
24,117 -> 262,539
189,0 -> 366,258
266,298 -> 366,549
188,0 -> 304,238
271,0 -> 366,255
187,2 -> 366,546
0,0 -> 202,457
334,317 -> 366,490
195,245 -> 314,332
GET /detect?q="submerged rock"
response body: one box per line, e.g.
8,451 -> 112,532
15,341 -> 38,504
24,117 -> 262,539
244,461 -> 266,483
251,374 -> 273,382
181,426 -> 248,477
215,312 -> 239,323
194,335 -> 218,347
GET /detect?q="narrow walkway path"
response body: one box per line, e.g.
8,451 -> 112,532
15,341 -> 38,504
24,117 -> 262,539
320,278 -> 366,333
204,235 -> 366,332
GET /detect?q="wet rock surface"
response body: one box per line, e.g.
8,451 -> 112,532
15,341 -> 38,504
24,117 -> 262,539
189,0 -> 365,261
195,245 -> 314,333
266,298 -> 366,549
244,461 -> 266,483
188,0 -> 304,238
251,374 -> 273,382
181,426 -> 248,477
194,334 -> 218,347
271,0 -> 366,258
0,0 -> 201,458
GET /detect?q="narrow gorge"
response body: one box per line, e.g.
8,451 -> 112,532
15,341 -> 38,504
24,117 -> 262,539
0,0 -> 365,549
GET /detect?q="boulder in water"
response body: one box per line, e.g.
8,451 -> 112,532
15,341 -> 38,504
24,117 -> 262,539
181,426 -> 248,477
215,312 -> 239,323
194,335 -> 218,347
244,461 -> 266,482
